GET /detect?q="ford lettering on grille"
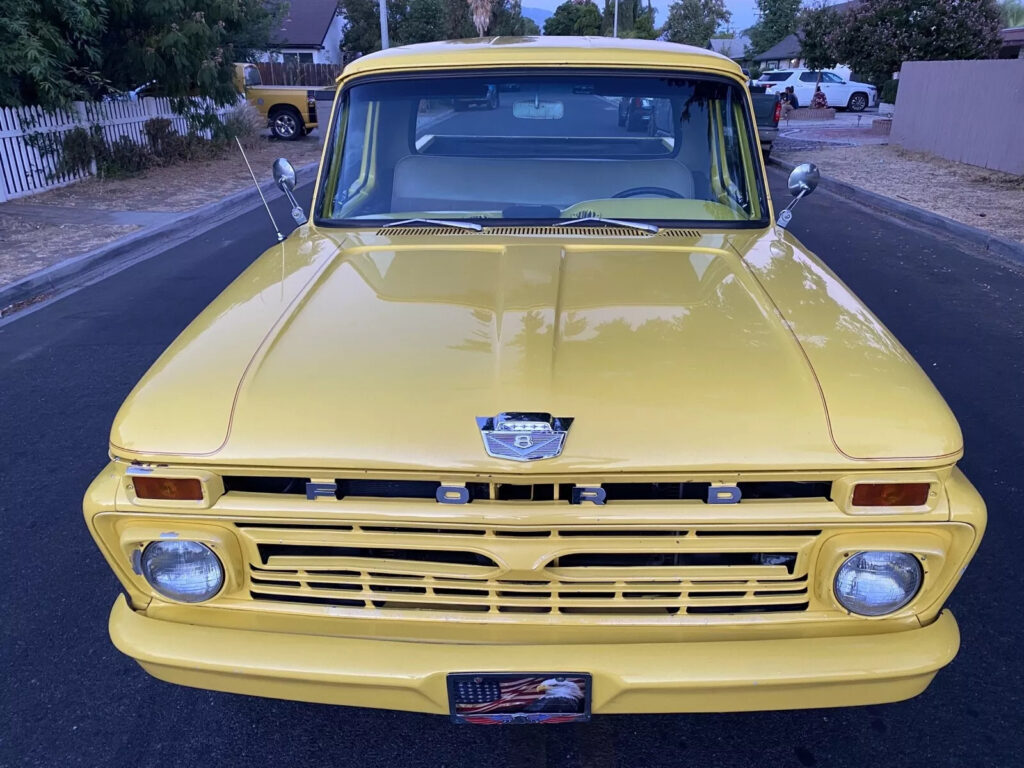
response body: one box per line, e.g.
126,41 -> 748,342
476,413 -> 573,462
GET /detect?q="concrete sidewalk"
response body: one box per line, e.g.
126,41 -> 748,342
0,202 -> 180,227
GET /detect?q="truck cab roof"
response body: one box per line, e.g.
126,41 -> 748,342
342,36 -> 743,79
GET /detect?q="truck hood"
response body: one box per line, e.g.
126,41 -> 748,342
110,230 -> 961,472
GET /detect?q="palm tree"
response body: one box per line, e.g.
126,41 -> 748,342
468,0 -> 492,35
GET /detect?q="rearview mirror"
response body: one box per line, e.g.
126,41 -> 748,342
513,100 -> 564,120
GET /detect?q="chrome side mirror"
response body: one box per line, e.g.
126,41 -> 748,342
273,158 -> 296,191
787,163 -> 820,197
777,163 -> 820,229
272,157 -> 306,225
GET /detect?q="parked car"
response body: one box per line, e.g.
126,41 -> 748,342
89,38 -> 984,724
617,96 -> 653,130
748,85 -> 781,159
649,86 -> 780,159
453,84 -> 499,110
233,63 -> 333,140
756,69 -> 877,112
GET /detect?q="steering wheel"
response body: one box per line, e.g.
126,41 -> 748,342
612,186 -> 684,199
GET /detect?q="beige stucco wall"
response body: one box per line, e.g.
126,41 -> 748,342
891,60 -> 1024,175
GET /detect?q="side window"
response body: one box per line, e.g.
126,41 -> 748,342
823,73 -> 843,83
331,97 -> 374,215
799,72 -> 818,83
244,66 -> 261,87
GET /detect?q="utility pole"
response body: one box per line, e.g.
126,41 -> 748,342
613,0 -> 619,37
379,0 -> 389,49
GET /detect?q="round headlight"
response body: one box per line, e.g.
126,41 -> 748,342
834,551 -> 922,616
141,540 -> 224,603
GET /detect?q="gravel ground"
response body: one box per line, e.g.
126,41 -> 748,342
775,144 -> 1024,244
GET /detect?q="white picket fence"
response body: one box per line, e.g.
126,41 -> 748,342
0,97 -> 235,202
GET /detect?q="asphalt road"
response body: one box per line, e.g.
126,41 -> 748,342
2,171 -> 1023,768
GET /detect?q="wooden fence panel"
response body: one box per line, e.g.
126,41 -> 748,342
254,61 -> 345,87
0,97 -> 236,200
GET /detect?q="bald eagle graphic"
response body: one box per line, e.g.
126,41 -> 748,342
524,677 -> 585,713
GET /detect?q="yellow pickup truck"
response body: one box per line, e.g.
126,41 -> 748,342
234,63 -> 331,140
90,39 -> 984,724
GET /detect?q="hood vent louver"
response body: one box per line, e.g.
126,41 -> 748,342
376,227 -> 702,239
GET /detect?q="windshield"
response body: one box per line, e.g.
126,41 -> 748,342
317,71 -> 767,227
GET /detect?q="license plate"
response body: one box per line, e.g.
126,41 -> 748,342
448,673 -> 591,724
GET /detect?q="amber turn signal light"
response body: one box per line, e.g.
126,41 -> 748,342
133,476 -> 203,501
852,483 -> 930,507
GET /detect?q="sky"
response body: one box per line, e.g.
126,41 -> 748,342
526,0 -> 761,34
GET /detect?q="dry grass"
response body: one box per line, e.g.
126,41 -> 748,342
0,214 -> 139,289
29,134 -> 323,213
776,144 -> 1024,243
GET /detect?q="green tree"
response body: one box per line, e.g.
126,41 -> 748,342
797,1 -> 840,80
399,0 -> 448,43
341,0 -> 405,55
747,0 -> 801,55
828,0 -> 1003,85
0,0 -> 108,108
491,0 -> 541,34
2,0 -> 277,109
444,0 -> 478,37
544,0 -> 603,35
1000,0 -> 1024,26
600,0 -> 657,38
662,0 -> 731,47
100,0 -> 278,105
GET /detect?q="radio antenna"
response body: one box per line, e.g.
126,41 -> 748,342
236,137 -> 284,242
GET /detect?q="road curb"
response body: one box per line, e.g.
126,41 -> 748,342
769,157 -> 1024,264
0,160 -> 319,315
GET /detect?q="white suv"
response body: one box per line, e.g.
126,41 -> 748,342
756,69 -> 877,112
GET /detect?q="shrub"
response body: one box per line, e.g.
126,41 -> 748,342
142,117 -> 223,165
143,117 -> 175,156
221,103 -> 265,148
98,135 -> 153,177
879,78 -> 899,104
58,126 -> 97,176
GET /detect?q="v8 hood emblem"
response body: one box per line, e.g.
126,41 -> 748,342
476,412 -> 573,462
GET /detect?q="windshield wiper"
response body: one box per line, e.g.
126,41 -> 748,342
555,217 -> 659,234
380,218 -> 483,231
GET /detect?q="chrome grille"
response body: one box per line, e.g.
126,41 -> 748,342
222,476 -> 833,503
238,523 -> 815,617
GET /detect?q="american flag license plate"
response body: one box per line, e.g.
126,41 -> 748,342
447,673 -> 592,724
